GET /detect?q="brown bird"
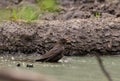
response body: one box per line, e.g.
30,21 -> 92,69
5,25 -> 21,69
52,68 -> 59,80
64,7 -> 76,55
35,38 -> 67,62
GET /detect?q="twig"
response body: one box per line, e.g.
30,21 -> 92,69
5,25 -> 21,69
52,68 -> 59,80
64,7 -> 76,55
94,53 -> 113,81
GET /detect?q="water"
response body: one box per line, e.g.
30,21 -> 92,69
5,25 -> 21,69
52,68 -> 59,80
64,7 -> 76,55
0,55 -> 120,81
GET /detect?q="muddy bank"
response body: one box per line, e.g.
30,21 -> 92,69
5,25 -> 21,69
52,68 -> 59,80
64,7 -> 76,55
41,0 -> 120,20
0,0 -> 120,56
0,18 -> 120,56
0,0 -> 120,20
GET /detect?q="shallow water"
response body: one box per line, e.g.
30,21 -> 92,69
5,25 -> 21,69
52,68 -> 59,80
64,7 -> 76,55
0,55 -> 120,81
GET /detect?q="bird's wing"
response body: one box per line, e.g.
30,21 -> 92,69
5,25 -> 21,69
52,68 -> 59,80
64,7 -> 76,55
40,45 -> 64,59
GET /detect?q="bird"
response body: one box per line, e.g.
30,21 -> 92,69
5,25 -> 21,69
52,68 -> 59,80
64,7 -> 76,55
35,38 -> 67,62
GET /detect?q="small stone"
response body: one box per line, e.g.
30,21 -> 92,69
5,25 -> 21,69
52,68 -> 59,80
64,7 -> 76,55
22,62 -> 25,66
16,63 -> 21,67
11,57 -> 15,60
26,64 -> 33,68
0,57 -> 3,59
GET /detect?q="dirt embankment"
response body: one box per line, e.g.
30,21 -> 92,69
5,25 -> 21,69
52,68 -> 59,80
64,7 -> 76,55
41,0 -> 120,20
0,18 -> 120,56
0,0 -> 120,20
0,0 -> 120,56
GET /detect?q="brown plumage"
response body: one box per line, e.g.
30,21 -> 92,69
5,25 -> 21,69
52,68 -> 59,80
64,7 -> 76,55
35,39 -> 67,62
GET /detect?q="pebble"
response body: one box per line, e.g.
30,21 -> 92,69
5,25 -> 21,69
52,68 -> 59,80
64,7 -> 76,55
16,63 -> 21,67
26,64 -> 34,68
11,57 -> 15,60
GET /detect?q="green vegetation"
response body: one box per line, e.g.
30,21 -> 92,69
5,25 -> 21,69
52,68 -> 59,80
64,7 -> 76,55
94,12 -> 101,18
0,9 -> 11,21
0,0 -> 60,22
11,5 -> 40,22
37,0 -> 60,12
